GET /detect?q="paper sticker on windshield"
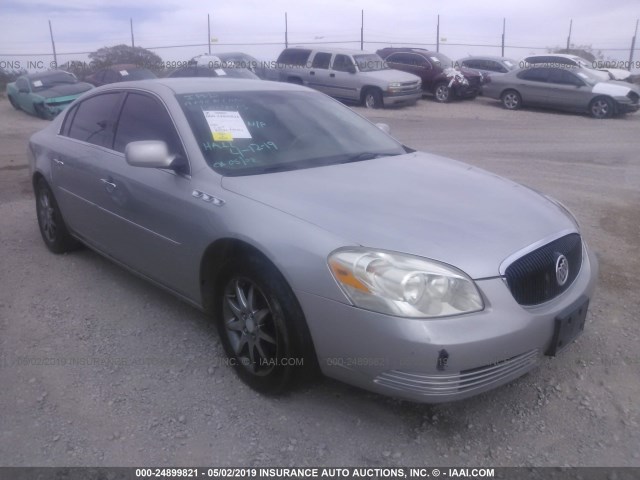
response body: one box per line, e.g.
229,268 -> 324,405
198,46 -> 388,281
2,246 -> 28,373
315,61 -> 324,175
32,80 -> 43,87
214,69 -> 226,76
430,57 -> 440,62
120,70 -> 129,76
577,72 -> 588,79
203,110 -> 252,141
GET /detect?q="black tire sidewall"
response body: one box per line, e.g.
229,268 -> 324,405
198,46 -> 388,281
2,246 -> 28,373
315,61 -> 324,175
364,88 -> 382,109
35,179 -> 77,254
214,256 -> 311,394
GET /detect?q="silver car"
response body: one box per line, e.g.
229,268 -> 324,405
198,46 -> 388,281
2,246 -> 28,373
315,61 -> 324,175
29,78 -> 598,403
482,66 -> 640,118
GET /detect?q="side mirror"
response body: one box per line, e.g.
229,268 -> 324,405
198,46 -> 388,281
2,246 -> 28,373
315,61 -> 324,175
125,141 -> 175,169
376,123 -> 391,134
347,65 -> 357,74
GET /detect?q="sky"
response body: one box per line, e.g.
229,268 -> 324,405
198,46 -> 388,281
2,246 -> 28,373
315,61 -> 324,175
1,0 -> 639,71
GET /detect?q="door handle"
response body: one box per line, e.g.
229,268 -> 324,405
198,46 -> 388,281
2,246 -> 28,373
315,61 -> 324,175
52,158 -> 64,166
310,71 -> 315,75
330,73 -> 335,78
100,178 -> 117,193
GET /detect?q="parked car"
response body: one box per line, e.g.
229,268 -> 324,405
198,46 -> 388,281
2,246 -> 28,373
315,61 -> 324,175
29,78 -> 597,403
85,64 -> 156,86
261,47 -> 422,108
377,48 -> 484,102
167,65 -> 259,80
214,52 -> 262,73
6,70 -> 93,119
457,56 -> 518,76
482,65 -> 639,118
521,54 -> 631,82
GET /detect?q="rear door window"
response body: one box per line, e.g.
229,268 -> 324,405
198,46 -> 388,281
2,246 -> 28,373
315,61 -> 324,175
311,52 -> 332,69
66,92 -> 122,148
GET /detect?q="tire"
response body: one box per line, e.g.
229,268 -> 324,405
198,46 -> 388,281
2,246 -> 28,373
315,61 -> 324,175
35,178 -> 80,254
589,96 -> 614,119
434,82 -> 451,103
8,95 -> 20,110
363,88 -> 383,109
501,90 -> 522,110
215,255 -> 316,394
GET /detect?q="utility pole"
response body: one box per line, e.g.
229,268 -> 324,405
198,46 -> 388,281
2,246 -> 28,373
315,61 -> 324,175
285,12 -> 288,48
48,20 -> 57,68
360,10 -> 364,51
629,19 -> 639,71
208,14 -> 211,54
566,19 -> 572,50
501,18 -> 505,57
436,15 -> 440,52
130,18 -> 135,47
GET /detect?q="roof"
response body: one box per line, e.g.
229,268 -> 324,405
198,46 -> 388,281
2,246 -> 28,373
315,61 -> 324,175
289,46 -> 378,56
25,70 -> 75,80
457,55 -> 516,62
90,77 -> 309,95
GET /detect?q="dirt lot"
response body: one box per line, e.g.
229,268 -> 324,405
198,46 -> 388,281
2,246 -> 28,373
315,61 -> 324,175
0,95 -> 639,468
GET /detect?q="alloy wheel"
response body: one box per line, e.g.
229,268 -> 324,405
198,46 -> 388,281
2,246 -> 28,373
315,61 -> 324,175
38,188 -> 57,243
222,277 -> 278,376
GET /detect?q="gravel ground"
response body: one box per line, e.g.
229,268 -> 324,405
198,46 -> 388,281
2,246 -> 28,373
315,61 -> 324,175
0,95 -> 639,467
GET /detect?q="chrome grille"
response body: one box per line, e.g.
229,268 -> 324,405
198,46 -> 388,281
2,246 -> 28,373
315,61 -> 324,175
505,233 -> 582,306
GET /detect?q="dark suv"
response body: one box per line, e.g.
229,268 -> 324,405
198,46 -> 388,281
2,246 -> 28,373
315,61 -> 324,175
377,48 -> 484,102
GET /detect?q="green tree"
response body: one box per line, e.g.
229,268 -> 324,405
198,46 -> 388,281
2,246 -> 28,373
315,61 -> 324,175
89,44 -> 163,71
549,44 -> 605,62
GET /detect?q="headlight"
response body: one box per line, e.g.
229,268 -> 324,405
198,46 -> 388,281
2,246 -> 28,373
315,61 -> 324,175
328,248 -> 484,318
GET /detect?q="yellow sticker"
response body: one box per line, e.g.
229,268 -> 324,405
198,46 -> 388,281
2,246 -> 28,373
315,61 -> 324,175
213,132 -> 233,142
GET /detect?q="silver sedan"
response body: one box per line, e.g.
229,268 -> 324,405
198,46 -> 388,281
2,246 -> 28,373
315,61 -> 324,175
482,65 -> 639,118
29,78 -> 598,402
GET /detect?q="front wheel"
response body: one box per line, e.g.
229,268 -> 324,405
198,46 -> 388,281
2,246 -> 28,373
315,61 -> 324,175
434,83 -> 451,103
363,88 -> 383,109
589,97 -> 614,119
215,256 -> 316,394
35,178 -> 80,253
501,90 -> 522,110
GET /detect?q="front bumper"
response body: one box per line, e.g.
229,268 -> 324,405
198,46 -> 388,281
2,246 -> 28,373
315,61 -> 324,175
382,89 -> 422,106
297,247 -> 598,403
613,97 -> 639,114
452,82 -> 481,98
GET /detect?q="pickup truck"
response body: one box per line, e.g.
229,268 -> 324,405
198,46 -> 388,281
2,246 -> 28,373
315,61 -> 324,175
259,47 -> 422,108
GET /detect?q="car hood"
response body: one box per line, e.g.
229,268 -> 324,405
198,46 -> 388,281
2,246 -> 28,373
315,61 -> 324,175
36,82 -> 93,99
598,68 -> 631,81
221,152 -> 575,279
592,80 -> 634,96
459,67 -> 482,78
359,69 -> 422,83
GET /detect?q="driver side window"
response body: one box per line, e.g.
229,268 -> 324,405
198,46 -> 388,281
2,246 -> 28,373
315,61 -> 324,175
113,93 -> 187,170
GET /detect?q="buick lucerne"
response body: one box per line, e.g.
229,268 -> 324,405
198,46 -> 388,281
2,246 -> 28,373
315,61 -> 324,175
29,79 -> 598,402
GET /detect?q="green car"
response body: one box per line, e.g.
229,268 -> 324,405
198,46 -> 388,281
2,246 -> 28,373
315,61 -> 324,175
6,70 -> 93,119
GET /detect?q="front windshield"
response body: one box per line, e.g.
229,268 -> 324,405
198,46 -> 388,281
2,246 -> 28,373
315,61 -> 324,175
177,90 -> 406,176
354,54 -> 388,72
427,52 -> 453,68
30,72 -> 76,90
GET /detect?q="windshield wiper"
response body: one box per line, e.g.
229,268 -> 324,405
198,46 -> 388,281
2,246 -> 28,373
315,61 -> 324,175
340,152 -> 400,164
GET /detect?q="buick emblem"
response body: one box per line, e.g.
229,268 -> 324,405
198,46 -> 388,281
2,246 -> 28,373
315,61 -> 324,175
555,254 -> 569,286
